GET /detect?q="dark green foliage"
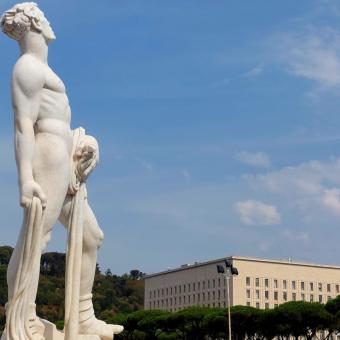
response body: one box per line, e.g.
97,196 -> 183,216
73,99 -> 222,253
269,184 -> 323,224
1,245 -> 340,339
0,246 -> 144,331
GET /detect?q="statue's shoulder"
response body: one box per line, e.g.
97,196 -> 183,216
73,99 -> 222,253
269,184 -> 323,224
12,55 -> 46,93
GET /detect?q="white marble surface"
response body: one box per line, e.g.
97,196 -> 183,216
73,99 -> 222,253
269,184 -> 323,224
0,3 -> 123,339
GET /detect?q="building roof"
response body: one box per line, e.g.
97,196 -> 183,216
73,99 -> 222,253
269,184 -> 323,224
145,256 -> 340,279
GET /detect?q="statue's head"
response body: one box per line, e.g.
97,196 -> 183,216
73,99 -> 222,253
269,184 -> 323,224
0,2 -> 55,43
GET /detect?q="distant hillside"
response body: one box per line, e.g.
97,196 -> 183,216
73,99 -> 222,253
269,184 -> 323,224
0,246 -> 145,330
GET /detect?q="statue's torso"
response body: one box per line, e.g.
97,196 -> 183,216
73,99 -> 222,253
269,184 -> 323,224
34,64 -> 73,154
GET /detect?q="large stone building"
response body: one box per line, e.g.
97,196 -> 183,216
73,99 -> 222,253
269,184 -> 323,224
144,256 -> 340,312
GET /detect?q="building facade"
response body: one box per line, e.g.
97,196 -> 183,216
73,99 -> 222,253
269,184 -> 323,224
144,256 -> 340,312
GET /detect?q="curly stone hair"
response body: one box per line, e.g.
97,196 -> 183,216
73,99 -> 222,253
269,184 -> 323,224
0,2 -> 45,41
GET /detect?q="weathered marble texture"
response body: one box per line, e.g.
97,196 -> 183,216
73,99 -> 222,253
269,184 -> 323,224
0,3 -> 124,340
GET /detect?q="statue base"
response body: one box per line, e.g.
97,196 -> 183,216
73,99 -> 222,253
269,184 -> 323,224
41,319 -> 101,340
1,320 -> 101,340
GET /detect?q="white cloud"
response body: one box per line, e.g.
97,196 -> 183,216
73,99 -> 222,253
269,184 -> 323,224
281,229 -> 310,243
244,64 -> 263,77
234,200 -> 281,226
245,157 -> 340,218
181,169 -> 191,180
236,151 -> 271,168
275,28 -> 340,88
322,188 -> 340,215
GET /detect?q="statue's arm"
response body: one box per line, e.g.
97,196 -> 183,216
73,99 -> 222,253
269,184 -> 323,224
12,58 -> 47,208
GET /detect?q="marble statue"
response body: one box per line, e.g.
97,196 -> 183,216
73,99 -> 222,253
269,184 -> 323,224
0,3 -> 124,340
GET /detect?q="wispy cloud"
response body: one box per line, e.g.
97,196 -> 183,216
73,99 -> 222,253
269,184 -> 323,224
281,229 -> 310,243
244,64 -> 263,77
234,200 -> 281,226
236,151 -> 271,168
245,157 -> 340,218
275,27 -> 340,88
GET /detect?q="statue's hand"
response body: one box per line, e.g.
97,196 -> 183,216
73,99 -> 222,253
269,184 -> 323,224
20,180 -> 47,209
76,136 -> 99,181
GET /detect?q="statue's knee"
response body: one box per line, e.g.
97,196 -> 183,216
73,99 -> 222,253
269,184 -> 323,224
83,223 -> 104,250
41,233 -> 51,251
95,227 -> 104,249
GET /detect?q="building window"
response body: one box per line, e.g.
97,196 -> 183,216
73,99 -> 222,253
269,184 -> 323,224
203,293 -> 205,301
224,289 -> 226,298
301,293 -> 305,301
256,290 -> 260,299
179,286 -> 181,294
188,283 -> 191,292
175,286 -> 177,294
283,292 -> 287,301
179,297 -> 181,305
319,295 -> 323,303
265,303 -> 269,309
336,285 -> 339,293
218,278 -> 221,287
166,288 -> 169,295
283,280 -> 287,290
162,288 -> 164,296
247,289 -> 251,299
301,282 -> 305,290
292,293 -> 296,301
310,282 -> 313,291
224,277 -> 226,286
188,295 -> 190,303
246,277 -> 251,286
175,297 -> 177,305
208,280 -> 210,289
255,278 -> 260,287
274,291 -> 278,300
318,283 -> 322,292
310,295 -> 314,302
265,291 -> 269,300
203,281 -> 205,290
213,291 -> 215,300
265,278 -> 269,288
183,285 -> 186,293
183,296 -> 186,304
149,291 -> 152,299
193,283 -> 195,291
292,281 -> 296,290
247,302 -> 251,306
327,284 -> 331,293
208,292 -> 210,300
256,302 -> 260,309
218,290 -> 221,299
212,279 -> 215,289
198,294 -> 200,302
170,287 -> 173,294
274,279 -> 278,288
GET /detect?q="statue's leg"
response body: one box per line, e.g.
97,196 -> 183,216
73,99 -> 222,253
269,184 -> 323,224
59,197 -> 123,340
6,140 -> 71,339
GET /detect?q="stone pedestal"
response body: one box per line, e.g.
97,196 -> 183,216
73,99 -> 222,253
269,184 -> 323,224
41,320 -> 101,340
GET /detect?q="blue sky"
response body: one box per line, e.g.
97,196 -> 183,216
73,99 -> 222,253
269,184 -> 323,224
2,0 -> 340,274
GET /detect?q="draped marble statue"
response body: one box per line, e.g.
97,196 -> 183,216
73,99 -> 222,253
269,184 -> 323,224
0,3 -> 124,340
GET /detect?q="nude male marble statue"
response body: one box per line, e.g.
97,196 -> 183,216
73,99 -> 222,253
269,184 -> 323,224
0,3 -> 123,340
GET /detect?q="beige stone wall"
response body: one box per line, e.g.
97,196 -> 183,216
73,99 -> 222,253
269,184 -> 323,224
233,258 -> 340,309
144,257 -> 340,312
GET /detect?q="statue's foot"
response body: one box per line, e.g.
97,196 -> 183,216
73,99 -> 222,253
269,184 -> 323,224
79,318 -> 124,340
25,304 -> 46,340
79,294 -> 123,340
